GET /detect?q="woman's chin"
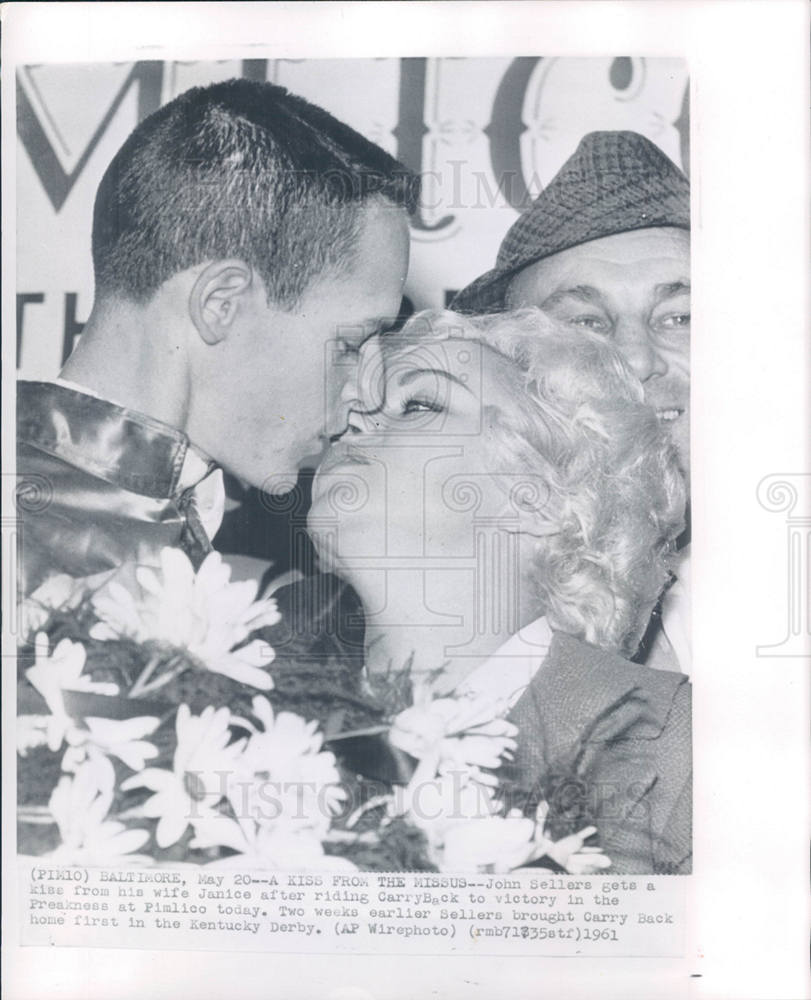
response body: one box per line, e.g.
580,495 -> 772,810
307,524 -> 354,577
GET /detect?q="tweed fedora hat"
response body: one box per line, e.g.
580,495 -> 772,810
451,130 -> 689,315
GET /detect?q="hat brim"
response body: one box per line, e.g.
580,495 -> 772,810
451,130 -> 690,317
450,219 -> 690,317
450,265 -> 516,315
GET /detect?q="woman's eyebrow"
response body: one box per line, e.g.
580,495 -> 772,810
397,368 -> 473,392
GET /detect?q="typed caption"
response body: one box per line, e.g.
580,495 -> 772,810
20,865 -> 686,956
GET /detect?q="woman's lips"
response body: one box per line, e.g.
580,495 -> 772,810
316,442 -> 373,476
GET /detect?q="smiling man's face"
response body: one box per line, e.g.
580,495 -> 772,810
506,227 -> 690,478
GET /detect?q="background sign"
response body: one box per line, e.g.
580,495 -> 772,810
16,56 -> 688,378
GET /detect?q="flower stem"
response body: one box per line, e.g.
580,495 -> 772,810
133,655 -> 187,698
129,652 -> 162,698
17,806 -> 56,825
327,724 -> 391,741
345,793 -> 393,830
323,829 -> 379,845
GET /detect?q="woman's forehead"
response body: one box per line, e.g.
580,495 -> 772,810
381,334 -> 505,373
378,335 -> 517,417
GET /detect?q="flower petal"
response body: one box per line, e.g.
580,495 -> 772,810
85,715 -> 160,742
190,815 -> 251,853
155,807 -> 190,849
121,768 -> 175,793
208,655 -> 274,690
97,826 -> 151,857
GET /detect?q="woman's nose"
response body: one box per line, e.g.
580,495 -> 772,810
345,407 -> 380,436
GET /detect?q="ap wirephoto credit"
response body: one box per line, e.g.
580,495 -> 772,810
13,53 -> 692,955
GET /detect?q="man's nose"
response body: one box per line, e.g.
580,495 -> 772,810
356,337 -> 385,411
613,315 -> 668,382
329,339 -> 386,437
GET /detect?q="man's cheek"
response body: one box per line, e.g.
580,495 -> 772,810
670,417 -> 691,479
661,342 -> 690,374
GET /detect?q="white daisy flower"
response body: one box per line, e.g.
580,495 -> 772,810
228,696 -> 346,834
521,802 -> 612,875
390,752 -> 500,867
395,763 -> 499,833
389,692 -> 518,786
20,573 -> 86,640
46,762 -> 150,866
62,715 -> 161,780
90,547 -> 280,690
120,704 -> 245,848
25,634 -> 118,752
17,715 -> 52,756
397,758 -> 611,876
190,814 -> 356,872
438,813 -> 539,873
437,801 -> 611,875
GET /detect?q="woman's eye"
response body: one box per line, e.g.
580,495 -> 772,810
401,397 -> 443,415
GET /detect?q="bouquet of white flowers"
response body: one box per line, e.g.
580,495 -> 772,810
18,547 -> 610,875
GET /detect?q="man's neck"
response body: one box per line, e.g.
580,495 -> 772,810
60,298 -> 191,434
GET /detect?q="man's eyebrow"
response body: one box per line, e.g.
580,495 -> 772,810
397,368 -> 473,392
654,281 -> 691,303
540,285 -> 607,309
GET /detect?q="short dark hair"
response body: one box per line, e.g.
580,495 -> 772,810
92,78 -> 419,306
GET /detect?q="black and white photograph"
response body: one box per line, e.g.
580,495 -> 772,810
14,53 -> 692,877
2,3 -> 808,1000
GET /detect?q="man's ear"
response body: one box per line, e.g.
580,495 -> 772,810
189,260 -> 253,345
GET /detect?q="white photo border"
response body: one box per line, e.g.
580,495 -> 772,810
2,3 -> 809,999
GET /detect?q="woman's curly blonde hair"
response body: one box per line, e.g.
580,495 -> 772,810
395,308 -> 687,657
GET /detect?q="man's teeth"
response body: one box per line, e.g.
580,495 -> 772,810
657,409 -> 682,422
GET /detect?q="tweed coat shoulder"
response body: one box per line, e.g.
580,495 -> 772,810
507,631 -> 692,875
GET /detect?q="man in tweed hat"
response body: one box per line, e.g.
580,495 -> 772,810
453,130 -> 690,481
453,131 -> 690,673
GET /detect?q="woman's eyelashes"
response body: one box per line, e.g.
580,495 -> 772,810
400,395 -> 444,415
